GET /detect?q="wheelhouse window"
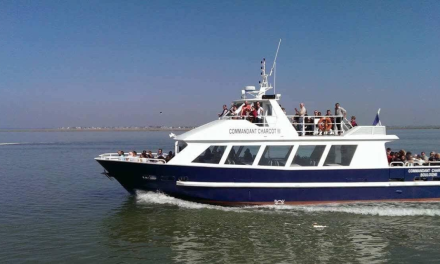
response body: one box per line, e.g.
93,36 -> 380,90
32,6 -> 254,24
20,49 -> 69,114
192,146 -> 226,164
291,145 -> 326,167
258,145 -> 293,167
324,145 -> 357,166
226,146 -> 260,165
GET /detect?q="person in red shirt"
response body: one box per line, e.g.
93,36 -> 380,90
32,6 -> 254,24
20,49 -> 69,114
250,106 -> 258,123
241,101 -> 251,117
350,116 -> 358,127
386,148 -> 392,163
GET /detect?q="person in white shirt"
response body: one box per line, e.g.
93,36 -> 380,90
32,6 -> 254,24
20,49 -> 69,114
156,149 -> 164,159
334,103 -> 347,135
295,103 -> 306,136
256,102 -> 264,125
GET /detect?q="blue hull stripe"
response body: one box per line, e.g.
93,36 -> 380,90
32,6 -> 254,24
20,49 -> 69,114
176,181 -> 440,188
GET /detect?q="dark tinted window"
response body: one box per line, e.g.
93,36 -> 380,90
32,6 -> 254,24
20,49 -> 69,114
192,146 -> 226,164
226,146 -> 260,165
258,146 -> 293,167
324,145 -> 357,166
291,145 -> 326,166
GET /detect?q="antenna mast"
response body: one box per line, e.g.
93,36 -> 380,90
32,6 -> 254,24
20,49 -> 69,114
269,39 -> 281,95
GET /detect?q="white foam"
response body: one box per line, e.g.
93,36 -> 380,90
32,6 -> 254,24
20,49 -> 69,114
135,191 -> 246,212
0,143 -> 21,146
135,192 -> 440,216
253,203 -> 440,216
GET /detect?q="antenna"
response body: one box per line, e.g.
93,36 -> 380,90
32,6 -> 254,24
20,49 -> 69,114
269,39 -> 281,94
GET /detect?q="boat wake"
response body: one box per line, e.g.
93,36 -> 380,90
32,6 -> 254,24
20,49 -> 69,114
136,191 -> 247,212
136,191 -> 440,216
258,203 -> 440,217
0,143 -> 22,146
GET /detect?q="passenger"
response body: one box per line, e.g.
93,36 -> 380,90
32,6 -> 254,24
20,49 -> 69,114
420,152 -> 429,162
436,153 -> 440,162
141,150 -> 148,158
241,101 -> 251,117
305,116 -> 314,136
326,110 -> 334,122
202,148 -> 212,162
228,105 -> 238,118
429,151 -> 436,162
388,152 -> 395,164
334,103 -> 347,135
387,148 -> 392,163
399,149 -> 406,158
318,111 -> 322,116
249,106 -> 258,123
414,155 -> 424,166
400,154 -> 407,163
392,153 -> 403,166
406,151 -> 413,161
128,151 -> 137,161
156,149 -> 164,159
312,111 -> 319,134
350,116 -> 358,127
295,103 -> 306,136
256,102 -> 264,124
165,151 -> 174,162
119,150 -> 125,161
218,104 -> 229,118
147,151 -> 154,158
406,156 -> 415,166
282,107 -> 287,115
243,148 -> 253,162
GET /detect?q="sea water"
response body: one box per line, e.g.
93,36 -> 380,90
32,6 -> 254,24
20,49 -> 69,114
1,129 -> 440,263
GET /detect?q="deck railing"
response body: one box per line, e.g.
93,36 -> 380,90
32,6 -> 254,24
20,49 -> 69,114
97,153 -> 167,164
286,115 -> 353,136
390,161 -> 440,167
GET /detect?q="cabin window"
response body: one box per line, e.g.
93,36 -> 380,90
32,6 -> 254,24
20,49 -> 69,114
324,145 -> 357,166
192,146 -> 226,164
178,141 -> 187,152
258,145 -> 293,167
226,146 -> 260,165
291,145 -> 326,167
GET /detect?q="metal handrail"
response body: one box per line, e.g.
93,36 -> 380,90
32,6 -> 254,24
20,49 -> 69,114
286,115 -> 352,136
390,161 -> 405,167
389,161 -> 440,167
97,153 -> 167,164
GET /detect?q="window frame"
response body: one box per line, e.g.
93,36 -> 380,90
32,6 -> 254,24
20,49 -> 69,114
290,144 -> 327,167
323,144 -> 358,166
257,145 -> 294,167
224,145 -> 262,166
192,145 -> 229,165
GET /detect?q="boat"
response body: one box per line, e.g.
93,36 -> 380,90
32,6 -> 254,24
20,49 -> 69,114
95,51 -> 440,206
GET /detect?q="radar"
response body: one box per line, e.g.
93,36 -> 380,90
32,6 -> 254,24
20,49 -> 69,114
244,86 -> 256,91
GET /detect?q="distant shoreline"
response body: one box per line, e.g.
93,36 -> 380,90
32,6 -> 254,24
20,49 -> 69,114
0,126 -> 439,132
0,128 -> 193,132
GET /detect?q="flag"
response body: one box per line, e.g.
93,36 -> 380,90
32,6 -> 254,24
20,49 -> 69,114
372,108 -> 381,126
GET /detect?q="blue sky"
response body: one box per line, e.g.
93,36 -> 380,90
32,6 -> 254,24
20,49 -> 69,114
1,0 -> 439,128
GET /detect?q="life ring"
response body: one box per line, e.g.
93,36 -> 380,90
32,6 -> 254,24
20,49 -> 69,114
318,117 -> 332,131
